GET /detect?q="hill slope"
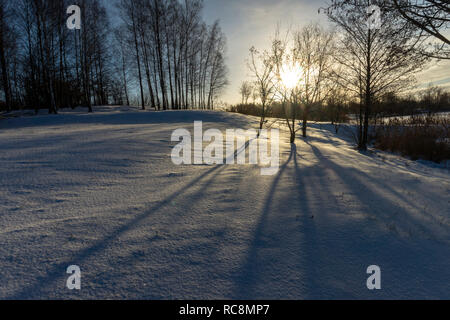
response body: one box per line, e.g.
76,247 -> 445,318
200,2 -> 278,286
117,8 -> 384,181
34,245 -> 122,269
0,106 -> 449,299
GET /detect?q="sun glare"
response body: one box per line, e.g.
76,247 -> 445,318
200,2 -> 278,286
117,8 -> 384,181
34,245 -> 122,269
280,63 -> 302,89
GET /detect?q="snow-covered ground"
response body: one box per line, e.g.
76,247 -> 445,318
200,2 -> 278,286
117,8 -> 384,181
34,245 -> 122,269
0,106 -> 449,299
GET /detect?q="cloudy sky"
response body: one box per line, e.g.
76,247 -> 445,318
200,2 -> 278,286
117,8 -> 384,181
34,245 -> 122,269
202,0 -> 450,104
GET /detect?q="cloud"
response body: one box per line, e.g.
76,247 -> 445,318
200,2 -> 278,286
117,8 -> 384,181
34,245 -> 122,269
416,60 -> 450,89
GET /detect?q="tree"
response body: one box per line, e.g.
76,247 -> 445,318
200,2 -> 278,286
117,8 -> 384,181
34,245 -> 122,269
247,46 -> 276,133
326,88 -> 350,133
0,0 -> 227,112
0,0 -> 13,112
119,0 -> 145,110
239,81 -> 253,104
115,0 -> 227,111
391,0 -> 449,59
207,32 -> 228,109
114,27 -> 131,106
327,0 -> 428,150
293,23 -> 335,137
326,0 -> 450,59
270,34 -> 301,144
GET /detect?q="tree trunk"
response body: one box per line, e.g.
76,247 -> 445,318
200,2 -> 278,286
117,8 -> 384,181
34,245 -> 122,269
131,9 -> 145,110
0,36 -> 11,112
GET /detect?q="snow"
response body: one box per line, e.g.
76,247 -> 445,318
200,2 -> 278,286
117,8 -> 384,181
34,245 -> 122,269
0,106 -> 449,299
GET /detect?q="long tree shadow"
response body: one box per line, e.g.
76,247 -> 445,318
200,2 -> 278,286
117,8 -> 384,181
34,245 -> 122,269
231,145 -> 295,298
0,110 -> 254,131
7,130 -> 261,299
291,144 -> 321,298
231,134 -> 449,299
292,141 -> 374,299
7,162 -> 230,299
303,140 -> 450,298
306,141 -> 449,241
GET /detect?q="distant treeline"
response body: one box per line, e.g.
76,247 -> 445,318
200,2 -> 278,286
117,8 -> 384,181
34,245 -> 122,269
0,0 -> 228,113
228,86 -> 450,123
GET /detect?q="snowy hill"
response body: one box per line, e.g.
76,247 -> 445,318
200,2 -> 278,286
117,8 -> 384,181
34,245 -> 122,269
0,106 -> 449,299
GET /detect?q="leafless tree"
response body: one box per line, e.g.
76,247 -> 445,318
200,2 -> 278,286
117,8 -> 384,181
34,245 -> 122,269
116,0 -> 228,110
324,0 -> 449,58
270,34 -> 301,144
0,0 -> 13,112
239,81 -> 253,104
293,23 -> 335,137
391,0 -> 449,59
248,46 -> 277,134
327,0 -> 429,150
0,0 -> 227,113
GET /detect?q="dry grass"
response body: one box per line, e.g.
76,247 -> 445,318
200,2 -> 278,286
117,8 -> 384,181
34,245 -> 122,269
374,114 -> 450,163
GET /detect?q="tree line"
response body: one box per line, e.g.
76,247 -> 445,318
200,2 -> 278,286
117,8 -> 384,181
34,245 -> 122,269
0,0 -> 228,114
116,0 -> 227,111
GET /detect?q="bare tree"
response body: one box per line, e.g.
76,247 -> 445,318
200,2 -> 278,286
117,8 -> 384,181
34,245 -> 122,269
207,33 -> 228,109
115,0 -> 227,110
326,88 -> 350,133
327,0 -> 428,150
270,34 -> 300,144
0,0 -> 13,112
391,0 -> 449,59
114,27 -> 131,106
119,0 -> 145,110
0,0 -> 227,113
325,0 -> 449,59
247,46 -> 276,133
239,81 -> 253,104
293,23 -> 335,137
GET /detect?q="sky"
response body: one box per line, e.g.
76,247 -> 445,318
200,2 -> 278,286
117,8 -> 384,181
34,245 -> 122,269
106,0 -> 450,105
202,0 -> 450,104
203,0 -> 330,104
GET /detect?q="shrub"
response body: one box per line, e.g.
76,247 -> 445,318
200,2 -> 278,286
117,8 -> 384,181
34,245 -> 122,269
374,114 -> 450,163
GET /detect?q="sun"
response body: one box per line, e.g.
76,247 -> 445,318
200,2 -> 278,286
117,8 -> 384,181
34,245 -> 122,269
280,63 -> 302,89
